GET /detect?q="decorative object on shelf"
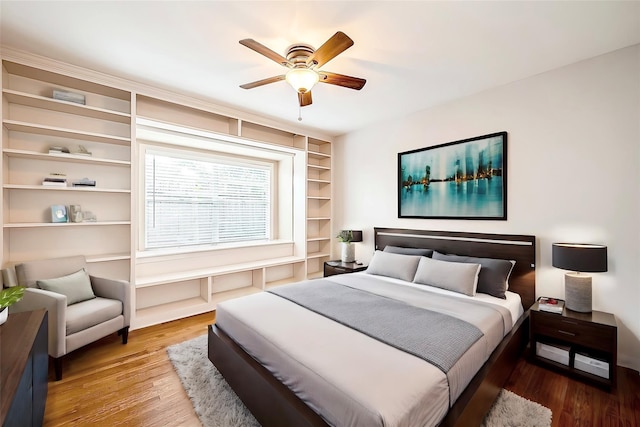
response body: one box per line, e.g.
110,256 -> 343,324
81,211 -> 97,222
336,229 -> 363,263
398,132 -> 507,220
537,296 -> 565,314
71,145 -> 92,157
552,243 -> 608,313
51,204 -> 68,223
72,177 -> 96,187
52,88 -> 86,105
0,286 -> 26,325
69,204 -> 83,223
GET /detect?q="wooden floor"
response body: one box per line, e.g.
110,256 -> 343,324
44,311 -> 640,427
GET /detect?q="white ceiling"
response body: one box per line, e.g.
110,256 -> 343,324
1,1 -> 639,137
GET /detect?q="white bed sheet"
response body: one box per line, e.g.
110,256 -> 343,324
350,272 -> 524,327
215,274 -> 523,427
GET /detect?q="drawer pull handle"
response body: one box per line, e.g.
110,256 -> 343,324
561,320 -> 579,325
557,330 -> 576,336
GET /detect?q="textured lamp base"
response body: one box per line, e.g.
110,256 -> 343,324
565,273 -> 592,313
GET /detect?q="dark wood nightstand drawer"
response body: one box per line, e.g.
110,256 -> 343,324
532,315 -> 614,352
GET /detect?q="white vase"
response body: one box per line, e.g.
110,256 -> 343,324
341,242 -> 355,263
0,307 -> 7,326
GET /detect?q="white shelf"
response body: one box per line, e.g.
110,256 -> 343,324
211,286 -> 262,305
306,251 -> 331,259
307,236 -> 331,242
3,89 -> 131,123
3,120 -> 130,146
4,221 -> 131,228
135,256 -> 306,288
3,148 -> 130,166
86,253 -> 131,263
133,297 -> 211,329
308,150 -> 331,159
307,163 -> 330,171
3,184 -> 130,193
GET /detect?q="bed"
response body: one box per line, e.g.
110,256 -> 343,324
208,228 -> 536,426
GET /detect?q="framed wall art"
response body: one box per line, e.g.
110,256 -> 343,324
398,132 -> 507,220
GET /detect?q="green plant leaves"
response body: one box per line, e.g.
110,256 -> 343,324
0,286 -> 25,309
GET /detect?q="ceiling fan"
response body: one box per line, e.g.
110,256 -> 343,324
239,31 -> 366,108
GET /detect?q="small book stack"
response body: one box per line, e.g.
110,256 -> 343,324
72,178 -> 96,187
538,297 -> 565,314
48,146 -> 70,155
42,176 -> 67,187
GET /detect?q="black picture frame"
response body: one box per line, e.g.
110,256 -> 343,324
398,132 -> 507,220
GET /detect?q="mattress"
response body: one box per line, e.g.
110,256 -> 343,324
215,273 -> 522,427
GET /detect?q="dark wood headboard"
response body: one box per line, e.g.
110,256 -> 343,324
374,227 -> 537,309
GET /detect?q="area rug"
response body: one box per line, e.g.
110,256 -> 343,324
167,335 -> 552,427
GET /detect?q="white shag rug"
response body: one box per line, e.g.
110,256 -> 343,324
167,335 -> 552,427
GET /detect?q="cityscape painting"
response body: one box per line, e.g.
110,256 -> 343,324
398,132 -> 507,220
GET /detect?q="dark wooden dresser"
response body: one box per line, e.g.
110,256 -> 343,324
1,309 -> 48,426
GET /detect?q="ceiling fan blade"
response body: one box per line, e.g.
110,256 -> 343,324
298,91 -> 313,107
239,39 -> 292,67
306,31 -> 354,68
240,75 -> 285,89
318,71 -> 366,90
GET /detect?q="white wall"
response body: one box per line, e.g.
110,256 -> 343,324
335,45 -> 640,371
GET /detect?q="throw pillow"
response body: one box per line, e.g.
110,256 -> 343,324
37,268 -> 96,305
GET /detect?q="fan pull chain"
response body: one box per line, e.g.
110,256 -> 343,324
298,105 -> 302,121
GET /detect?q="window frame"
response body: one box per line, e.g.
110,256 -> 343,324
135,119 -> 298,257
142,145 -> 276,252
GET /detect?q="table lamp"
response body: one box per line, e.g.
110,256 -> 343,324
339,230 -> 363,263
552,243 -> 607,313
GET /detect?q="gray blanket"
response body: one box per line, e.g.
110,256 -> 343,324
269,279 -> 484,373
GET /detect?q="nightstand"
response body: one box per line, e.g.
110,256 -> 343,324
323,260 -> 368,277
529,301 -> 617,388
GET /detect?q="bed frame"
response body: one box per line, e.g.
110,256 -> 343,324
208,227 -> 536,427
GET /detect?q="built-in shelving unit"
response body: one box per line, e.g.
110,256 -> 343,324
306,138 -> 332,278
1,59 -> 132,280
1,51 -> 334,329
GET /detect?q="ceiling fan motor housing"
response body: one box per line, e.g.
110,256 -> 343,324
286,44 -> 315,65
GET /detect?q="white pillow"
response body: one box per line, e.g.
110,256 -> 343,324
365,250 -> 422,282
413,257 -> 481,296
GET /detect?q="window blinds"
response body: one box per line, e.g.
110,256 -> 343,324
144,151 -> 271,250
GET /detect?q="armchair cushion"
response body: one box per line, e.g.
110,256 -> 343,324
37,268 -> 96,306
66,297 -> 123,335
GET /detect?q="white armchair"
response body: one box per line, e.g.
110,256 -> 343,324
7,256 -> 131,380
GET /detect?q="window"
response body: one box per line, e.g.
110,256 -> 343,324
144,149 -> 272,250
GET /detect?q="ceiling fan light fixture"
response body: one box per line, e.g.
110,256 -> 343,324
285,68 -> 319,94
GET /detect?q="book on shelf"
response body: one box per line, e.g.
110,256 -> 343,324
42,176 -> 67,187
72,177 -> 96,187
48,146 -> 70,154
538,297 -> 565,314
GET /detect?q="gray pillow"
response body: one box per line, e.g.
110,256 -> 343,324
432,252 -> 515,299
366,250 -> 421,282
37,268 -> 96,305
383,245 -> 434,257
413,257 -> 481,296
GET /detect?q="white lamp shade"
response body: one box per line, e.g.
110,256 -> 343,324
285,68 -> 319,93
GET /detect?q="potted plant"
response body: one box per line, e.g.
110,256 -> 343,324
336,230 -> 356,263
0,286 -> 25,326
